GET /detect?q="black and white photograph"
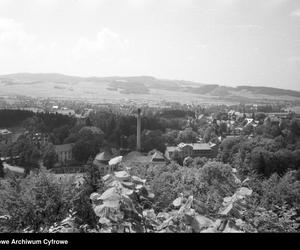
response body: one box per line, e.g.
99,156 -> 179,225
0,0 -> 299,241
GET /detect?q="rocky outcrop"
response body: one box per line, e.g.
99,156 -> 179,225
88,170 -> 253,233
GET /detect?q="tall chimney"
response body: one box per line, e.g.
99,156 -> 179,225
137,108 -> 141,151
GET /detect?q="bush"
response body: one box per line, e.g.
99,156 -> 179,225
0,168 -> 75,232
259,171 -> 300,210
150,161 -> 238,214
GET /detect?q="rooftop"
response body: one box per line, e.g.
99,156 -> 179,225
123,151 -> 151,164
94,151 -> 113,162
54,143 -> 74,152
79,126 -> 104,135
0,129 -> 12,135
3,162 -> 25,174
167,143 -> 213,152
151,151 -> 165,162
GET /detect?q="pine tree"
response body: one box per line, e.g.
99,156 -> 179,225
0,158 -> 4,178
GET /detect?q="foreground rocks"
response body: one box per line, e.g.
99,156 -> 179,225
88,170 -> 253,233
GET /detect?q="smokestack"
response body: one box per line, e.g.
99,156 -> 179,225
137,108 -> 141,151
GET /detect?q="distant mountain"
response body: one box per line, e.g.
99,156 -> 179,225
0,73 -> 300,103
0,73 -> 83,83
235,86 -> 300,98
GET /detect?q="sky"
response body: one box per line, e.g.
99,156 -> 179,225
0,0 -> 299,91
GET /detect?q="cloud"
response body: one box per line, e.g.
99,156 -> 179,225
215,0 -> 239,5
71,28 -> 128,56
0,18 -> 39,56
0,17 -> 22,31
290,9 -> 300,17
0,17 -> 130,75
233,24 -> 263,31
288,56 -> 300,63
0,0 -> 10,6
196,44 -> 208,49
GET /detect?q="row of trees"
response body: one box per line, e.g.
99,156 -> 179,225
0,109 -> 34,127
218,118 -> 300,178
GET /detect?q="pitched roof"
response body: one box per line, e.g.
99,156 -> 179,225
178,142 -> 192,149
166,146 -> 178,152
54,143 -> 73,152
0,129 -> 12,135
166,143 -> 212,152
151,151 -> 165,162
94,151 -> 113,162
79,126 -> 104,135
123,151 -> 151,163
189,143 -> 212,150
3,163 -> 25,174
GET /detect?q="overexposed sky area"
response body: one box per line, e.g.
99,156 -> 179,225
0,0 -> 300,90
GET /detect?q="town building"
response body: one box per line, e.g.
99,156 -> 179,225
2,162 -> 25,177
79,126 -> 104,136
148,149 -> 166,164
165,142 -> 218,160
27,132 -> 49,147
54,143 -> 74,165
0,129 -> 12,145
266,112 -> 290,119
94,151 -> 113,165
243,118 -> 259,128
284,106 -> 300,116
51,107 -> 76,116
57,108 -> 76,116
93,150 -> 122,175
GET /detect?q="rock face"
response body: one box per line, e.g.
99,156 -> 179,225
109,156 -> 123,166
88,170 -> 253,233
89,171 -> 153,232
219,187 -> 252,216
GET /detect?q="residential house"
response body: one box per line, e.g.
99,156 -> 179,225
0,129 -> 13,146
93,150 -> 122,175
165,142 -> 218,160
2,162 -> 25,177
243,118 -> 259,128
148,149 -> 166,164
28,132 -> 49,147
54,143 -> 74,165
52,107 -> 76,116
79,126 -> 104,136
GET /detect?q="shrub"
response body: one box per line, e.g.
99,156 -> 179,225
0,168 -> 75,232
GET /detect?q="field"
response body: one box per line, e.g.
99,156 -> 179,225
1,73 -> 300,105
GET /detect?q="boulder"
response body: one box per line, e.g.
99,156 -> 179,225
192,215 -> 214,231
102,174 -> 112,182
90,192 -> 102,201
147,192 -> 155,199
157,212 -> 171,222
184,209 -> 196,226
114,171 -> 130,181
132,176 -> 146,184
121,181 -> 135,189
143,209 -> 156,220
201,227 -> 218,233
237,187 -> 252,197
172,197 -> 183,208
219,187 -> 252,215
109,156 -> 123,166
99,187 -> 121,201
